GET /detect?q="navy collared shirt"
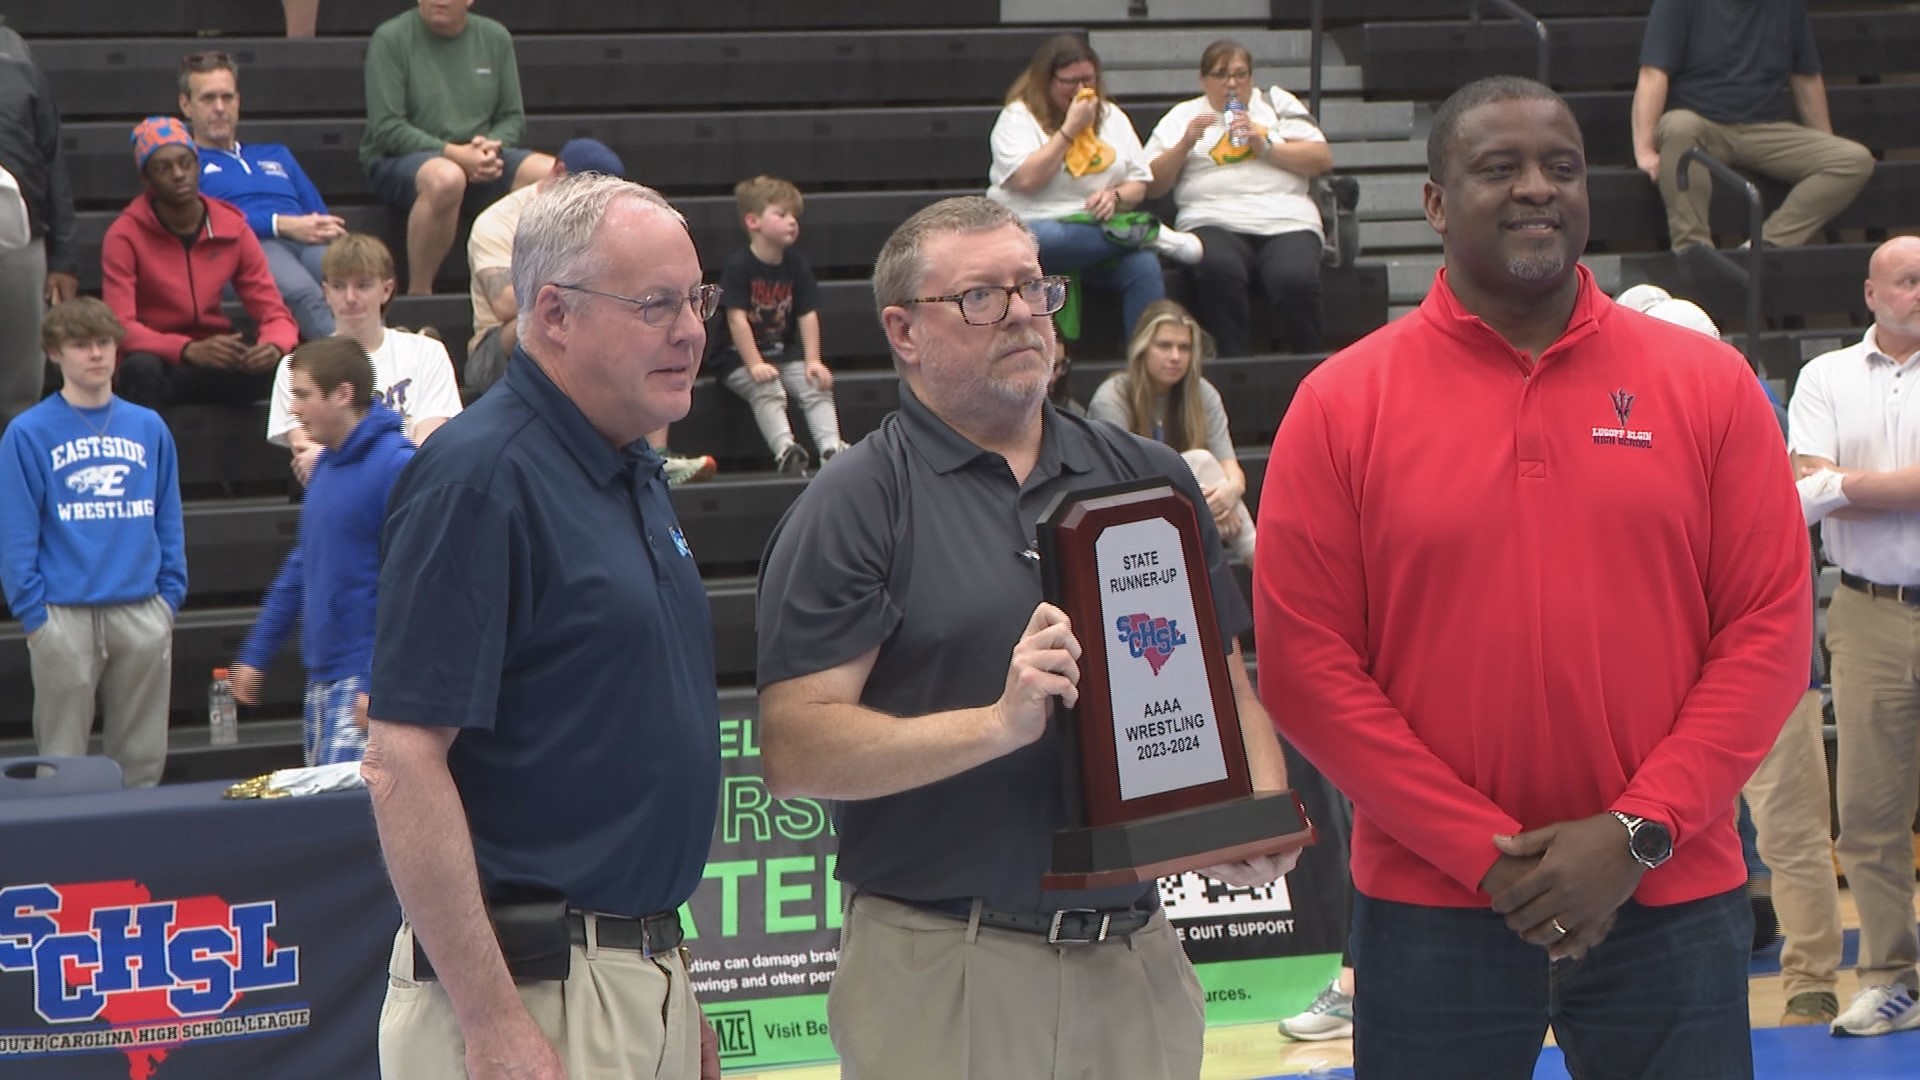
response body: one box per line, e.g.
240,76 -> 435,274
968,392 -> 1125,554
371,349 -> 720,917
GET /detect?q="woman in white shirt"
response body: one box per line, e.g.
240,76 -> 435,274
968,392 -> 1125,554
987,35 -> 1199,341
1145,40 -> 1334,357
1088,299 -> 1254,562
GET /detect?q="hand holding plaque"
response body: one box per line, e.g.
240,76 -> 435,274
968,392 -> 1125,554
1037,479 -> 1314,890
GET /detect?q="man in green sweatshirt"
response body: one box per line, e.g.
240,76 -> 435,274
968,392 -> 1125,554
360,0 -> 555,295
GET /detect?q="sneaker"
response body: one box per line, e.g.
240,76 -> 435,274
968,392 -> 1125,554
1151,226 -> 1204,265
818,441 -> 848,465
1277,979 -> 1354,1042
776,443 -> 811,478
661,453 -> 717,486
1783,991 -> 1839,1026
1832,983 -> 1920,1037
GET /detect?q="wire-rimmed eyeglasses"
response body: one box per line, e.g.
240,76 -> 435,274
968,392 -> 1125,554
554,283 -> 722,327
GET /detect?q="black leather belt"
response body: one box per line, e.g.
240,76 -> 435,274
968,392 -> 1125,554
569,910 -> 684,956
1839,571 -> 1920,606
892,896 -> 1156,944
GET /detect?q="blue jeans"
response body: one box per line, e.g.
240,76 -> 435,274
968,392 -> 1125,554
1027,218 -> 1165,340
226,238 -> 334,341
1352,888 -> 1753,1079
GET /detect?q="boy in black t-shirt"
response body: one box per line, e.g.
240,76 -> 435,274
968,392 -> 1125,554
712,176 -> 848,476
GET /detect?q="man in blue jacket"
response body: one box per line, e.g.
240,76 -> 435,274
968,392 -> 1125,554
231,336 -> 414,764
179,50 -> 345,341
0,297 -> 185,786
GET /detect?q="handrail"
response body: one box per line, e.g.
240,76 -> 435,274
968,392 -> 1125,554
1676,147 -> 1765,366
1308,0 -> 1324,119
1469,0 -> 1550,87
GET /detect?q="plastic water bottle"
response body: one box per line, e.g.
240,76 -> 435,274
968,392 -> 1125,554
1226,89 -> 1249,148
209,668 -> 239,746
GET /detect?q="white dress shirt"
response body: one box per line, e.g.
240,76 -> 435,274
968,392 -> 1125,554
1789,325 -> 1920,584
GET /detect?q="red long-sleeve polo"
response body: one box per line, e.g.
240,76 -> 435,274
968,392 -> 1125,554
1256,267 -> 1810,908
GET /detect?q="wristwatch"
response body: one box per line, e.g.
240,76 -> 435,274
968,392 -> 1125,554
1611,811 -> 1673,869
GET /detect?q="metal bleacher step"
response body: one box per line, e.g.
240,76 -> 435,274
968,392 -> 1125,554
1091,28 -> 1347,69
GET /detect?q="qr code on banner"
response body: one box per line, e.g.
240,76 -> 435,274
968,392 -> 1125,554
1157,871 -> 1292,922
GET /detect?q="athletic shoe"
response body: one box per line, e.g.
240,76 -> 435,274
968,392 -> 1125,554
661,453 -> 717,486
1782,991 -> 1838,1026
1277,979 -> 1354,1041
1151,226 -> 1205,265
1831,983 -> 1920,1037
776,443 -> 812,478
818,441 -> 848,465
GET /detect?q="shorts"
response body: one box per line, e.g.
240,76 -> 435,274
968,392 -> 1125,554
366,147 -> 535,210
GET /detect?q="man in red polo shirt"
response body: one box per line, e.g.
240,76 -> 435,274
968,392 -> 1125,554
1256,76 -> 1808,1078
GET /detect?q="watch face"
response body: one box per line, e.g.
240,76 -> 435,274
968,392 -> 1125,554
1631,822 -> 1673,865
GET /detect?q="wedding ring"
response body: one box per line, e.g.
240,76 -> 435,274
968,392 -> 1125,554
1550,918 -> 1570,937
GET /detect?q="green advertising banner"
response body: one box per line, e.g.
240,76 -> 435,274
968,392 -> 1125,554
684,716 -> 1351,1071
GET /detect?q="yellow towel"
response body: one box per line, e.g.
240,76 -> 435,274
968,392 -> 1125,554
1063,89 -> 1115,178
1208,122 -> 1267,167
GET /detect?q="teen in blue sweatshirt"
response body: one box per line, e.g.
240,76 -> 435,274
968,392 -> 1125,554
181,52 -> 345,340
0,298 -> 185,787
234,337 -> 414,764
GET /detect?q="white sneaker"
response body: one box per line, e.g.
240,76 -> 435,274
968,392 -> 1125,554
1151,226 -> 1204,265
1277,979 -> 1354,1041
1831,983 -> 1920,1037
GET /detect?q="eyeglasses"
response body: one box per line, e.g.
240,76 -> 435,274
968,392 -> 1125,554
1204,68 -> 1253,83
554,283 -> 722,327
1052,73 -> 1099,88
906,275 -> 1070,326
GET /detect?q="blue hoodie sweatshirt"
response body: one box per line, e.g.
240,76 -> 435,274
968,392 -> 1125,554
0,394 -> 186,633
239,404 -> 414,684
195,142 -> 331,242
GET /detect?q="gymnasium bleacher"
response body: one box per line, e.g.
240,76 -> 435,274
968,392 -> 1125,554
2,0 -> 1910,780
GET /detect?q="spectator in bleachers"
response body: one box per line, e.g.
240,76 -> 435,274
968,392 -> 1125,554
464,138 -> 717,485
1088,299 -> 1253,562
179,51 -> 344,342
268,235 -> 462,485
1787,234 -> 1920,1037
0,45 -> 79,430
1047,340 -> 1085,417
0,297 -> 185,788
466,137 -> 618,395
105,118 -> 296,410
1631,0 -> 1873,251
361,0 -> 556,296
713,176 -> 848,477
1145,39 -> 1333,356
1260,76 -> 1810,1078
987,34 -> 1198,341
233,337 -> 414,766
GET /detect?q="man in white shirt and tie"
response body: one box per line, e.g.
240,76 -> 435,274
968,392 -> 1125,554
1789,234 -> 1920,1038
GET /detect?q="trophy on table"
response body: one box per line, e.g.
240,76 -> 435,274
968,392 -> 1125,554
1037,478 -> 1315,890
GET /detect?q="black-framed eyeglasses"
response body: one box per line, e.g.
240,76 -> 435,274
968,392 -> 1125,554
554,283 -> 722,327
1052,73 -> 1098,88
1204,68 -> 1253,82
906,275 -> 1070,326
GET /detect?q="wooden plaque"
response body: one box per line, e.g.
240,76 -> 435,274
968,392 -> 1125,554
1038,479 -> 1314,890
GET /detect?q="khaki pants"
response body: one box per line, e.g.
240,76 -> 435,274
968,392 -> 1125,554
28,597 -> 173,787
827,895 -> 1205,1080
1743,688 -> 1844,998
1825,586 -> 1920,992
1654,110 -> 1874,250
378,920 -> 701,1079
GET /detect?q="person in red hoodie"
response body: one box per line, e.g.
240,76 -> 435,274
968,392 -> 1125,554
102,116 -> 296,409
1256,76 -> 1809,1079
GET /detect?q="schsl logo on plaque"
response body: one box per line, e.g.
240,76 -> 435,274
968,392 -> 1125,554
1038,479 -> 1314,891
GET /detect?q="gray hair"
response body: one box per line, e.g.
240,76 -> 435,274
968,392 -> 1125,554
512,172 -> 686,324
872,196 -> 1033,324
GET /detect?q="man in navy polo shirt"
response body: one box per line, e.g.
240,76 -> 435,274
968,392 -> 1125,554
362,173 -> 722,1079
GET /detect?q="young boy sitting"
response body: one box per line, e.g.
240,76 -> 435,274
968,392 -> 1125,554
232,336 -> 415,764
0,298 -> 186,786
712,175 -> 848,476
266,234 -> 463,483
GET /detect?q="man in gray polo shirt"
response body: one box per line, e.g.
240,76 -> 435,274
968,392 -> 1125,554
756,195 -> 1295,1079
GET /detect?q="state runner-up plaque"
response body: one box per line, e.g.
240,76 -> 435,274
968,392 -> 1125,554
1037,478 -> 1315,891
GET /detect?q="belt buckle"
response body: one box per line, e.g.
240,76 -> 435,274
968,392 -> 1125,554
1047,908 -> 1110,945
